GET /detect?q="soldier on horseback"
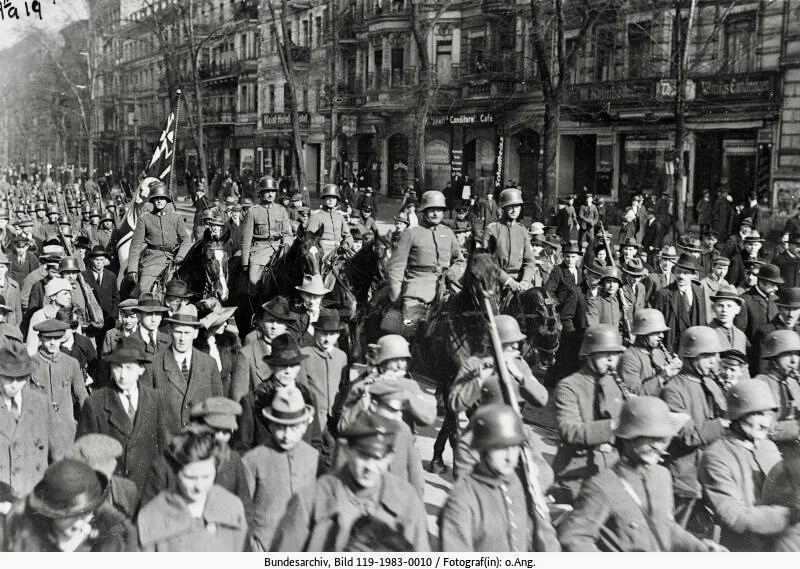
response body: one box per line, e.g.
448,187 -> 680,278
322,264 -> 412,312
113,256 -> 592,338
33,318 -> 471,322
306,183 -> 352,258
126,181 -> 192,295
386,190 -> 464,333
240,177 -> 292,290
483,188 -> 536,293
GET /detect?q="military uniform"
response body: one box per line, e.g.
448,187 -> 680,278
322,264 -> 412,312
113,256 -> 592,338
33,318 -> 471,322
386,222 -> 465,325
305,207 -> 352,257
240,202 -> 292,287
618,343 -> 673,396
127,210 -> 192,295
482,220 -> 535,285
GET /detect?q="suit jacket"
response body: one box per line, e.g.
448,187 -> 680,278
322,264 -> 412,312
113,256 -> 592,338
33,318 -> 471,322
544,264 -> 582,330
82,268 -> 119,329
641,219 -> 666,253
739,286 -> 778,338
77,384 -> 167,490
138,327 -> 171,358
654,282 -> 707,353
775,251 -> 800,288
0,386 -> 66,497
229,336 -> 271,403
8,251 -> 39,289
150,348 -> 223,436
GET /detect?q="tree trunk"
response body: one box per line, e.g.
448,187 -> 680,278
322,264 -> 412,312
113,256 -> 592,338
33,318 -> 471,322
541,99 -> 560,216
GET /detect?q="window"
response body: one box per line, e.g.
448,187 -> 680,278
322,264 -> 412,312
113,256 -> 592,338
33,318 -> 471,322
628,23 -> 651,78
269,84 -> 276,113
725,14 -> 756,73
283,83 -> 293,112
436,39 -> 452,84
470,36 -> 485,74
594,28 -> 615,82
315,16 -> 323,47
302,20 -> 310,47
303,88 -> 309,111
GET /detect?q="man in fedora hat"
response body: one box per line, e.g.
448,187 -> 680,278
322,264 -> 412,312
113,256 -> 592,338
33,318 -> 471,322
161,278 -> 192,324
133,293 -> 170,358
231,296 -> 295,402
621,258 -> 648,325
641,207 -> 666,266
298,307 -> 348,462
0,342 -> 70,497
708,286 -> 747,353
273,410 -> 429,552
77,337 -> 166,490
386,190 -> 464,330
9,236 -> 39,288
82,245 -> 119,347
482,188 -> 536,293
700,255 -> 731,319
753,287 -> 800,373
775,232 -> 800,288
619,308 -> 682,396
560,397 -> 719,552
289,273 -> 331,343
545,241 -> 584,375
151,304 -> 223,436
242,386 -> 320,551
654,253 -> 708,353
739,262 -> 782,339
241,177 -> 293,290
126,180 -> 192,296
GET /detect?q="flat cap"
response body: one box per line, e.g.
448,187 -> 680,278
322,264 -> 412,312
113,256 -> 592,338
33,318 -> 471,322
340,410 -> 398,459
33,319 -> 69,337
72,434 -> 123,469
190,397 -> 242,431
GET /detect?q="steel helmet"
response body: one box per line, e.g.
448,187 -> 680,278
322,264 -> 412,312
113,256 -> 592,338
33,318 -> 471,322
89,207 -> 101,217
598,266 -> 622,283
499,188 -> 523,209
631,308 -> 670,336
374,334 -> 411,364
495,315 -> 526,344
579,324 -> 625,356
258,177 -> 278,192
614,396 -> 676,440
726,379 -> 777,421
57,214 -> 71,226
678,326 -> 722,358
320,183 -> 341,200
34,201 -> 46,211
46,204 -> 59,215
761,330 -> 800,359
469,403 -> 525,451
58,256 -> 81,273
419,191 -> 446,211
80,203 -> 91,214
147,182 -> 171,202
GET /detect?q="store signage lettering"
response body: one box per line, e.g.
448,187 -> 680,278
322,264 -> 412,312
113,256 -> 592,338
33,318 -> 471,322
428,113 -> 495,127
262,112 -> 311,127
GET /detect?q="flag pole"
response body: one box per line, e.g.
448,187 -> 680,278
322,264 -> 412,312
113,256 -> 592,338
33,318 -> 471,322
168,89 -> 182,204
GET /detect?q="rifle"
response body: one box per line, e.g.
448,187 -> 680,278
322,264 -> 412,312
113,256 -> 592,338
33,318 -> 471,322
599,221 -> 633,344
55,226 -> 105,329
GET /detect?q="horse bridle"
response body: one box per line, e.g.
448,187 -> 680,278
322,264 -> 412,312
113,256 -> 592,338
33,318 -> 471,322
500,289 -> 561,360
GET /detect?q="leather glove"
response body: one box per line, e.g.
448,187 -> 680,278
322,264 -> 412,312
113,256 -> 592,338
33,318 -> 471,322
505,278 -> 524,292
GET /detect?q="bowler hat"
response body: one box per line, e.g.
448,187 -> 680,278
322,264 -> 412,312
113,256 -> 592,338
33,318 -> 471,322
34,319 -> 69,338
315,308 -> 342,332
562,242 -> 581,255
622,258 -> 648,277
757,263 -> 785,285
340,410 -> 398,459
710,286 -> 744,305
263,333 -> 308,367
261,386 -> 314,425
105,336 -> 152,364
135,294 -> 169,313
673,253 -> 701,273
191,397 -> 242,431
295,273 -> 331,296
619,237 -> 640,250
86,245 -> 108,259
744,259 -> 765,273
260,296 -> 295,323
164,279 -> 193,299
28,459 -> 108,519
744,231 -> 765,244
163,304 -> 202,327
0,342 -> 36,377
776,287 -> 800,308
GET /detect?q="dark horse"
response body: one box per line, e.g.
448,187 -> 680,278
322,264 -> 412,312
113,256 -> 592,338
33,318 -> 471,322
174,236 -> 230,304
323,234 -> 392,361
500,287 -> 562,383
232,226 -> 325,335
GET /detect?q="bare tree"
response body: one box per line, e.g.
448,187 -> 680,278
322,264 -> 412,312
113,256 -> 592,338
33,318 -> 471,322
266,0 -> 308,192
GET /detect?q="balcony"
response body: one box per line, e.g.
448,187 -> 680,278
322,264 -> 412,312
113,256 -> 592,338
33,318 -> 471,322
203,110 -> 237,125
481,0 -> 516,14
237,111 -> 259,124
462,51 -> 523,78
367,67 -> 418,91
430,64 -> 461,87
358,0 -> 410,22
199,61 -> 240,82
233,0 -> 258,20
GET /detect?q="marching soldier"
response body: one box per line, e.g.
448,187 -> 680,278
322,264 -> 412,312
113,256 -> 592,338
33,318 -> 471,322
240,177 -> 292,290
753,330 -> 800,452
305,184 -> 353,258
482,188 -> 536,292
754,287 -> 800,373
619,308 -> 682,396
126,181 -> 192,296
386,190 -> 464,330
699,380 -> 790,551
660,325 -> 727,523
439,403 -> 560,552
553,324 -> 628,499
559,397 -> 721,552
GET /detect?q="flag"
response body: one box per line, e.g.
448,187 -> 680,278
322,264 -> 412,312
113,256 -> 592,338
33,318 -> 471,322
116,95 -> 180,287
147,110 -> 176,181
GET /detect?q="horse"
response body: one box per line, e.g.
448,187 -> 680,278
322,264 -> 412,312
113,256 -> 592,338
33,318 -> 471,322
322,233 -> 393,361
174,235 -> 230,303
500,287 -> 563,382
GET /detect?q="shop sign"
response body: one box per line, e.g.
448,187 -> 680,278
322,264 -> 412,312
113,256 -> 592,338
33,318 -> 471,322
340,115 -> 357,137
428,113 -> 495,127
262,112 -> 311,128
451,149 -> 463,177
495,137 -> 504,188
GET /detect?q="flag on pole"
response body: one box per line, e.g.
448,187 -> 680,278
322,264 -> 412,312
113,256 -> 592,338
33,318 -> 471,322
116,95 -> 181,287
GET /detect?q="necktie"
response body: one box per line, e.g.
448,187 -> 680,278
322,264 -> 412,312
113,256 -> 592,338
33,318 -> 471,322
594,377 -> 610,419
148,334 -> 156,352
95,271 -> 102,286
123,392 -> 135,420
181,358 -> 190,382
10,398 -> 20,420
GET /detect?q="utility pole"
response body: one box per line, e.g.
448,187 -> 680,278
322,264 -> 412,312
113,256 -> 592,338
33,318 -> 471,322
328,0 -> 338,186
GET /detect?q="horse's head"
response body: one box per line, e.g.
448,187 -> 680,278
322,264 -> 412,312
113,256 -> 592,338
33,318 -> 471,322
292,224 -> 325,276
203,242 -> 229,302
462,251 -> 503,306
516,287 -> 563,370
